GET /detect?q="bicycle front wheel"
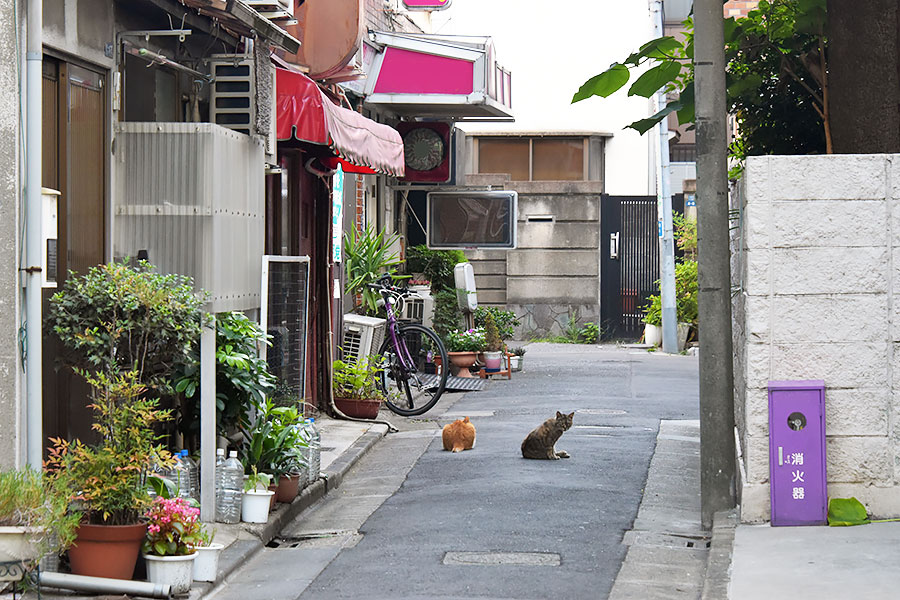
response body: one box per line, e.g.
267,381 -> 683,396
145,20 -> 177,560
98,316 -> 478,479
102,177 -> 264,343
377,323 -> 448,416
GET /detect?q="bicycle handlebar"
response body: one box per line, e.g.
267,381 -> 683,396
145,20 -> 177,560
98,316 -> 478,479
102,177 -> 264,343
365,274 -> 410,296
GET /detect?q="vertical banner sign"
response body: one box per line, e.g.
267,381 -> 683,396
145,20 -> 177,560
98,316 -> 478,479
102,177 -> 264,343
332,165 -> 344,263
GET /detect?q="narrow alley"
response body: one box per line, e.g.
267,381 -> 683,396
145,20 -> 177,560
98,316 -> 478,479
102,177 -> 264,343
206,343 -> 699,600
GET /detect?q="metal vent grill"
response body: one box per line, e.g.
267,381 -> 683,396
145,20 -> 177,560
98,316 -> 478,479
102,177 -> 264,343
210,55 -> 255,137
342,328 -> 362,360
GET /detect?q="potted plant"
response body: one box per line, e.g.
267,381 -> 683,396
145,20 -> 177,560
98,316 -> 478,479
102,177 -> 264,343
141,497 -> 203,594
344,225 -> 404,316
239,398 -> 308,504
443,328 -> 486,378
46,370 -> 174,581
241,469 -> 274,524
641,294 -> 663,346
332,358 -> 388,419
191,528 -> 223,583
0,468 -> 79,581
474,306 -> 521,342
482,313 -> 504,373
642,260 -> 697,350
509,346 -> 527,372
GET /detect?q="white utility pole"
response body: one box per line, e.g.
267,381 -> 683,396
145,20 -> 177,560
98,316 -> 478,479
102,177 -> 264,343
25,0 -> 43,468
651,0 -> 678,354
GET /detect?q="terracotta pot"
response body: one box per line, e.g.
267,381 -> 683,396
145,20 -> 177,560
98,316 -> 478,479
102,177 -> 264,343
447,351 -> 478,378
68,522 -> 147,580
275,473 -> 302,503
334,396 -> 381,419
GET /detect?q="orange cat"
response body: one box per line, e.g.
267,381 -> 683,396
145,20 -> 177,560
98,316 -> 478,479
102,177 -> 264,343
442,417 -> 476,452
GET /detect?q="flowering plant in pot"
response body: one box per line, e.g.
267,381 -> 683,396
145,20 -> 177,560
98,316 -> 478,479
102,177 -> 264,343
332,358 -> 388,419
46,370 -> 174,580
0,468 -> 79,581
443,328 -> 486,377
141,497 -> 203,594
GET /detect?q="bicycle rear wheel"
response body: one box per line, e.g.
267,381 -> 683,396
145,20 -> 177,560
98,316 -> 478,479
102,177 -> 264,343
377,323 -> 448,416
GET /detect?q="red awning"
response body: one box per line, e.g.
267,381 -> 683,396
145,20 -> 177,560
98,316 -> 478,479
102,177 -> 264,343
276,68 -> 405,176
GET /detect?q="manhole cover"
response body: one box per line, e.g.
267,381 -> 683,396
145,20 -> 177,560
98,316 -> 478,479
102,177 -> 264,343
577,408 -> 627,416
443,552 -> 561,566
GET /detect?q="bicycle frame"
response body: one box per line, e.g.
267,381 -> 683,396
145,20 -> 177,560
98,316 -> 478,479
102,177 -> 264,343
380,291 -> 417,372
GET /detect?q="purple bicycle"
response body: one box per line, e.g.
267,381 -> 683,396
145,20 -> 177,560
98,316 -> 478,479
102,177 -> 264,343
367,274 -> 449,416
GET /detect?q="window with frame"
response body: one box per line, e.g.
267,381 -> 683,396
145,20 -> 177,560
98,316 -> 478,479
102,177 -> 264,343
476,136 -> 588,181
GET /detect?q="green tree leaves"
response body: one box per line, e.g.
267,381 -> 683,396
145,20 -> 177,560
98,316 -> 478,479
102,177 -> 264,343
572,63 -> 630,102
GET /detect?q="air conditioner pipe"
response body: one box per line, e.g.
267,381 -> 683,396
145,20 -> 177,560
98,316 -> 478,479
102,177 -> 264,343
39,572 -> 172,599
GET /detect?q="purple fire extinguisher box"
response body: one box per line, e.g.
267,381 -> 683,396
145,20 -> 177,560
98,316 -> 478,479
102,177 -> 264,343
768,380 -> 827,526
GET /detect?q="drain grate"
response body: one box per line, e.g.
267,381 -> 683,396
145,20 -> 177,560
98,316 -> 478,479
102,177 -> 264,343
622,531 -> 710,549
442,552 -> 561,566
267,530 -> 359,549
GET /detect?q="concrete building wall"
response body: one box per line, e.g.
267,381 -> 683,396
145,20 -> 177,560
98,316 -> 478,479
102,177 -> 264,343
733,154 -> 900,521
464,178 -> 602,338
0,0 -> 22,469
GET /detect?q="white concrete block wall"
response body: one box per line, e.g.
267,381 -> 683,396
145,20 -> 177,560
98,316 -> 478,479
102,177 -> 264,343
734,154 -> 900,521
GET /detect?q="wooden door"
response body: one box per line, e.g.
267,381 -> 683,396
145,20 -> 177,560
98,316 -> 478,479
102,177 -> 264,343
41,56 -> 107,444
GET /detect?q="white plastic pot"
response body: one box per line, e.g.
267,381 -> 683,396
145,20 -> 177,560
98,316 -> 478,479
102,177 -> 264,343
0,527 -> 41,581
644,324 -> 661,346
241,490 -> 274,524
143,552 -> 197,594
192,543 -> 224,582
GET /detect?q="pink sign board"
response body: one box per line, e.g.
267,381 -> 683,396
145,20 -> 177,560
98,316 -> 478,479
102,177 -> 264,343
373,47 -> 474,95
403,0 -> 452,10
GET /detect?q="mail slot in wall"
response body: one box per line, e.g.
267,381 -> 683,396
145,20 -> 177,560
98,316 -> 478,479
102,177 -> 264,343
768,380 -> 827,526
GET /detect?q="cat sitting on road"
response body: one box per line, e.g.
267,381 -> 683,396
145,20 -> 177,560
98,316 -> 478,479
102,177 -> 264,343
442,417 -> 476,452
521,411 -> 574,460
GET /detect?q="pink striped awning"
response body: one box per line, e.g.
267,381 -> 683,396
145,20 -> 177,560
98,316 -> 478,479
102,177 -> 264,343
276,67 -> 404,176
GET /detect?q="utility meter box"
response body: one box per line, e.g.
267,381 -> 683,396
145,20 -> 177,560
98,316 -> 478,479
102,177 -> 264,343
41,188 -> 60,288
768,380 -> 827,526
454,262 -> 477,313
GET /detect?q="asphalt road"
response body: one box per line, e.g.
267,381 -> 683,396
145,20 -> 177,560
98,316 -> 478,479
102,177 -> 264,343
213,343 -> 699,600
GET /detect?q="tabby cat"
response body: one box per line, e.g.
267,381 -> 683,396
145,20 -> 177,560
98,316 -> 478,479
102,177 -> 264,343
442,417 -> 476,452
521,411 -> 574,460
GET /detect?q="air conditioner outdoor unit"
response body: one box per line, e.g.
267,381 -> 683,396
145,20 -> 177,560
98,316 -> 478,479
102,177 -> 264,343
342,314 -> 387,363
401,293 -> 434,329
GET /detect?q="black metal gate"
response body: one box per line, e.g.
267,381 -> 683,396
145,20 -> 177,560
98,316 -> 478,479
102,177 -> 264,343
600,194 -> 684,341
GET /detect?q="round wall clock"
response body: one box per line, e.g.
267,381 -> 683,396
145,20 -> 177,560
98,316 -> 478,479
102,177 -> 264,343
403,127 -> 445,172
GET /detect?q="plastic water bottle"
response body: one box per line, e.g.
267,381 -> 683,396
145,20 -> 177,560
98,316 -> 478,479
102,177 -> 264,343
217,451 -> 243,523
182,450 -> 200,501
173,451 -> 192,500
214,448 -> 226,519
306,418 -> 321,483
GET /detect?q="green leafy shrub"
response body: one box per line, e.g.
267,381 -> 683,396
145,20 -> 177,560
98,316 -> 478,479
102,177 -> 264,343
406,245 -> 467,293
642,260 -> 698,327
174,312 -> 276,439
46,260 -> 204,391
579,322 -> 600,344
431,289 -> 462,341
142,497 -> 204,556
473,307 -> 521,341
